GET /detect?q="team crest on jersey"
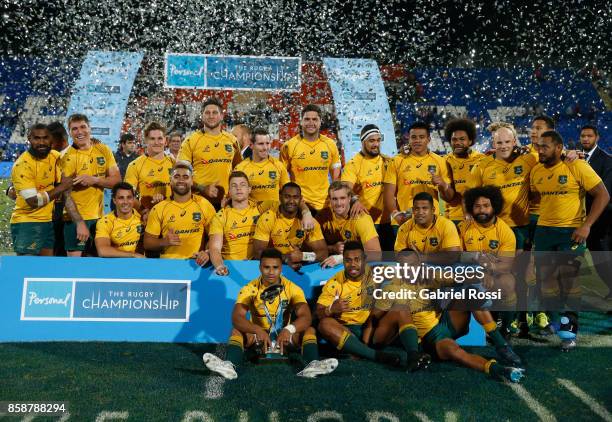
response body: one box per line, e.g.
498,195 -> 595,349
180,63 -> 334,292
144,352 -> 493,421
344,230 -> 352,239
269,171 -> 277,180
427,165 -> 436,173
558,175 -> 568,184
429,237 -> 439,246
225,144 -> 233,153
296,229 -> 304,238
489,239 -> 499,249
321,151 -> 329,160
253,215 -> 259,223
192,212 -> 201,222
137,225 -> 143,234
97,157 -> 106,166
514,166 -> 523,175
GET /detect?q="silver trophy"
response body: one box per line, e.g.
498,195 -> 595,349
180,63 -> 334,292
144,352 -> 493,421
259,284 -> 289,361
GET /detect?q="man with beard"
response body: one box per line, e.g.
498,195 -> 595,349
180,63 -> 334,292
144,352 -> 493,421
384,122 -> 453,228
316,241 -> 431,371
95,182 -> 145,258
124,122 -> 175,221
280,104 -> 341,213
253,182 -> 328,270
579,125 -> 612,299
10,123 -> 72,255
178,97 -> 242,208
443,118 -> 484,225
203,248 -> 338,379
144,162 -> 215,265
531,130 -> 609,350
60,114 -> 121,257
316,181 -> 381,268
235,127 -> 290,203
341,124 -> 394,250
460,186 -> 522,366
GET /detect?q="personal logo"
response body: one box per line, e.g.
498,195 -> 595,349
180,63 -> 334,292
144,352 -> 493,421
231,221 -> 238,229
427,165 -> 436,173
367,169 -> 373,176
298,152 -> 306,159
169,215 -> 175,223
514,165 -> 523,175
429,237 -> 439,246
375,165 -> 379,171
116,230 -> 123,239
269,171 -> 277,180
344,230 -> 352,239
147,170 -> 155,177
296,229 -> 304,239
204,145 -> 210,152
81,164 -> 88,171
97,157 -> 106,166
225,144 -> 233,153
558,175 -> 568,184
489,239 -> 499,249
321,151 -> 329,160
192,212 -> 201,222
489,171 -> 497,179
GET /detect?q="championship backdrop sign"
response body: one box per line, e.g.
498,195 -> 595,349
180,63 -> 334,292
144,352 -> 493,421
164,54 -> 301,91
323,58 -> 397,161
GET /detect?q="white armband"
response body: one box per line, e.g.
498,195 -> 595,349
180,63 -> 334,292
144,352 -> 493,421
284,324 -> 296,334
36,191 -> 50,207
331,254 -> 343,266
20,188 -> 37,199
331,162 -> 342,169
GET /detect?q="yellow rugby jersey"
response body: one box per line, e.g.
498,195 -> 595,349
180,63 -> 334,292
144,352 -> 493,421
177,130 -> 239,195
315,208 -> 378,245
124,154 -> 174,210
209,201 -> 276,260
60,144 -> 117,220
10,150 -> 62,223
253,209 -> 325,254
96,210 -> 143,253
236,276 -> 307,330
468,153 -> 537,227
280,134 -> 341,210
445,150 -> 484,221
383,152 -> 450,216
341,152 -> 390,224
317,267 -> 375,326
459,218 -> 516,255
234,156 -> 289,203
145,195 -> 216,259
394,215 -> 461,253
530,159 -> 602,227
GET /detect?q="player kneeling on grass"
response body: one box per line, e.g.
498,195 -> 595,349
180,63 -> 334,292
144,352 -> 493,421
316,241 -> 431,371
203,248 -> 338,379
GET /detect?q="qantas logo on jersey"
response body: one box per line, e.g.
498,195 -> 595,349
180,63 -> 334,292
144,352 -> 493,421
145,181 -> 168,189
364,181 -> 383,189
201,158 -> 231,164
227,231 -> 255,241
403,180 -> 431,186
296,165 -> 328,172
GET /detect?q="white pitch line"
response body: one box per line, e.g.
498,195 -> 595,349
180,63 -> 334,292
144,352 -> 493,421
203,346 -> 226,400
507,382 -> 557,421
413,412 -> 434,422
445,411 -> 458,422
557,378 -> 612,421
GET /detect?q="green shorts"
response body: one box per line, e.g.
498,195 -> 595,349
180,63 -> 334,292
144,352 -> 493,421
511,225 -> 529,250
527,214 -> 539,244
64,219 -> 97,252
345,324 -> 364,340
421,311 -> 468,357
10,222 -> 54,255
533,226 -> 586,254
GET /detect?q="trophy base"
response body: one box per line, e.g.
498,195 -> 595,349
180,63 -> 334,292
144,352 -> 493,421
258,352 -> 289,364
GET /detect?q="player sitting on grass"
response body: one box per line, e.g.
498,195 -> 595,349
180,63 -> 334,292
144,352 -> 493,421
203,248 -> 338,379
316,241 -> 431,371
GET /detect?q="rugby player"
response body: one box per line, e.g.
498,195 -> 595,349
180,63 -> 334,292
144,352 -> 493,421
60,114 -> 121,257
178,97 -> 242,207
280,104 -> 341,213
235,127 -> 289,203
144,162 -> 215,266
203,248 -> 338,379
316,181 -> 381,268
95,182 -> 144,258
253,182 -> 328,270
10,123 -> 72,256
530,130 -> 609,350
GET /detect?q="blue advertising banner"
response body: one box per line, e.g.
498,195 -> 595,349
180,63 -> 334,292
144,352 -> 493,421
165,54 -> 301,91
323,58 -> 397,162
66,50 -> 144,149
0,256 -> 485,345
